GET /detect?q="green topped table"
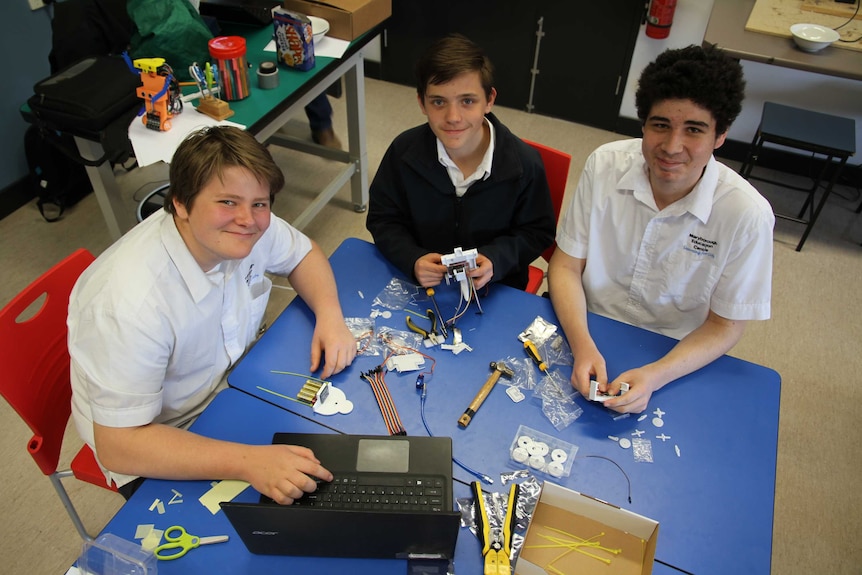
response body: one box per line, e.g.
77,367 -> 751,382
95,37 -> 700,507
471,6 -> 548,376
70,22 -> 381,240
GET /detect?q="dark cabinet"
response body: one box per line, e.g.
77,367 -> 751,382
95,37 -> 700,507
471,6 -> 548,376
380,1 -> 644,131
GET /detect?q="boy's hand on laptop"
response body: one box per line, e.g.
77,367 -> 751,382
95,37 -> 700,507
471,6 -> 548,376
246,444 -> 334,505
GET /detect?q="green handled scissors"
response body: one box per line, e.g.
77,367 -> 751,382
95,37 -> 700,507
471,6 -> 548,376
154,525 -> 229,560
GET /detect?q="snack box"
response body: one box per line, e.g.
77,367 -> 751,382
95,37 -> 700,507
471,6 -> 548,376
272,8 -> 315,70
515,482 -> 659,575
282,0 -> 391,41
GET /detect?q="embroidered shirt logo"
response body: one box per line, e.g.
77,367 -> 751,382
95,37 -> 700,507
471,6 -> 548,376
684,234 -> 718,258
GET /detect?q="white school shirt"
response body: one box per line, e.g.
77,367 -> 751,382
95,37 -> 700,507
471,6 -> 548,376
437,118 -> 495,197
69,209 -> 311,487
556,138 -> 774,340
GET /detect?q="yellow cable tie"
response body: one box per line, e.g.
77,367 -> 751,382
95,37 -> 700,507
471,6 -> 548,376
570,547 -> 612,565
403,308 -> 429,319
534,534 -> 601,548
270,370 -> 330,384
544,526 -> 605,543
549,548 -> 574,566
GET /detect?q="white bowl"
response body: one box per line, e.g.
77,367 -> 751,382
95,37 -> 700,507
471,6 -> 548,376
309,16 -> 329,44
790,23 -> 839,53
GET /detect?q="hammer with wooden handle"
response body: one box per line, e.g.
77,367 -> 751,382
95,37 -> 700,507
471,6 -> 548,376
458,361 -> 514,428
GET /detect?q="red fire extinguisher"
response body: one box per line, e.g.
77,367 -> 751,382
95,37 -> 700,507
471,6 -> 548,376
646,0 -> 677,39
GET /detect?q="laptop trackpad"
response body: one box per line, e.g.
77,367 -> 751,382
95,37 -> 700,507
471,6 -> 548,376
357,438 -> 409,473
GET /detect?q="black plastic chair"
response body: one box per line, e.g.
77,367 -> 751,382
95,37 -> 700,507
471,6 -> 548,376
136,183 -> 170,223
739,101 -> 856,251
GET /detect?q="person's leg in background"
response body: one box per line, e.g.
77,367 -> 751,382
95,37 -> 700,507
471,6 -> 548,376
305,92 -> 342,149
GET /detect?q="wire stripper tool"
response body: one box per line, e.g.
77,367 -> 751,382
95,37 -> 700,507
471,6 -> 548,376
472,481 -> 519,575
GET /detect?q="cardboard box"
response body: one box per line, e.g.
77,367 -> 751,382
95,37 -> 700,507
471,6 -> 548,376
282,0 -> 391,41
515,482 -> 659,575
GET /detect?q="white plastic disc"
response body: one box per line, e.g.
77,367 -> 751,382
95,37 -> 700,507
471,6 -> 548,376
652,417 -> 665,428
518,435 -> 534,448
528,455 -> 546,470
512,447 -> 529,463
551,448 -> 568,463
547,461 -> 565,478
619,438 -> 632,449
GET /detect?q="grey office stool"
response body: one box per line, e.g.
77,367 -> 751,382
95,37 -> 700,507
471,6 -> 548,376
739,102 -> 856,251
136,183 -> 170,223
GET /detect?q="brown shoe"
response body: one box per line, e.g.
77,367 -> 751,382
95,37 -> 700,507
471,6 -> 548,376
312,128 -> 343,150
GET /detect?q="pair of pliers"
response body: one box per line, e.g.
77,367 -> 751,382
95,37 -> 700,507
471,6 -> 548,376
472,482 -> 519,575
406,309 -> 441,346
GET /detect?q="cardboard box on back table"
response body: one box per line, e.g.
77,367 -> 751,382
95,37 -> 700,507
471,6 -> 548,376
282,0 -> 391,41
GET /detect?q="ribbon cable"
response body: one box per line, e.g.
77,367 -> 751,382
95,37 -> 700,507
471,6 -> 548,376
361,368 -> 405,435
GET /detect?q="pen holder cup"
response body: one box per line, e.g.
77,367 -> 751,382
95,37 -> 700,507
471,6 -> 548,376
208,36 -> 251,101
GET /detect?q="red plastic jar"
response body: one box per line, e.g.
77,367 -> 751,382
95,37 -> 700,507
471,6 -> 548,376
208,36 -> 250,101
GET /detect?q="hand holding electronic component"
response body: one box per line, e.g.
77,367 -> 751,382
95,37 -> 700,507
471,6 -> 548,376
413,252 -> 450,287
441,247 -> 479,300
588,379 -> 630,402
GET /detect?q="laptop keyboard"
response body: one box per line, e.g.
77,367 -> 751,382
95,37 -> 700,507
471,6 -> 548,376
291,474 -> 447,512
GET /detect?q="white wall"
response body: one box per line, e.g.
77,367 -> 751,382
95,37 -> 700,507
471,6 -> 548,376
619,0 -> 862,157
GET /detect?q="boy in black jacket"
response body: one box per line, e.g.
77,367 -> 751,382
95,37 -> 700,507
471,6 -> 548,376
366,35 -> 555,291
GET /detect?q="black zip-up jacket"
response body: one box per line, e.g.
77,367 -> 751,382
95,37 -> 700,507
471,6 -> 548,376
366,113 -> 555,290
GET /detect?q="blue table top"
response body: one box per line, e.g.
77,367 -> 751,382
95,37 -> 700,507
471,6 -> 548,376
227,238 -> 781,574
99,388 -> 485,575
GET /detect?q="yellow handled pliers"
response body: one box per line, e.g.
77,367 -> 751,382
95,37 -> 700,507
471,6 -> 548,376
406,309 -> 441,345
472,481 -> 519,575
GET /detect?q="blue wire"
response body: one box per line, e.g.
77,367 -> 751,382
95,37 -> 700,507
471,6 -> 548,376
419,390 -> 493,484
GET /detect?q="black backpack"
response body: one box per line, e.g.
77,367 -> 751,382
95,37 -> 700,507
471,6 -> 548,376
21,0 -> 139,222
24,125 -> 93,222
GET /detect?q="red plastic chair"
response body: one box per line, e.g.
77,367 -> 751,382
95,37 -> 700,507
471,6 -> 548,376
0,248 -> 117,541
523,140 -> 572,294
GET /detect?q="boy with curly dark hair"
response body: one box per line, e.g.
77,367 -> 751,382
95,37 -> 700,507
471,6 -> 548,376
548,45 -> 774,414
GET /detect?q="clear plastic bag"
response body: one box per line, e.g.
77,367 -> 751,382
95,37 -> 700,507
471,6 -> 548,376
345,317 -> 383,356
499,356 -> 537,391
545,333 -> 573,367
372,277 -> 419,310
533,370 -> 583,430
377,326 -> 422,354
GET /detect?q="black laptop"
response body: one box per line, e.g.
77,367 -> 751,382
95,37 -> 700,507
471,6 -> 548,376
221,432 -> 461,559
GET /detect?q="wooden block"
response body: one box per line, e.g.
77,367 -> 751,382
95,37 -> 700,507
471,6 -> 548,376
196,97 -> 234,121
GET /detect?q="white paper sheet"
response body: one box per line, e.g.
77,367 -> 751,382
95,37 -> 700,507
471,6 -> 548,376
264,35 -> 350,59
128,111 -> 245,167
